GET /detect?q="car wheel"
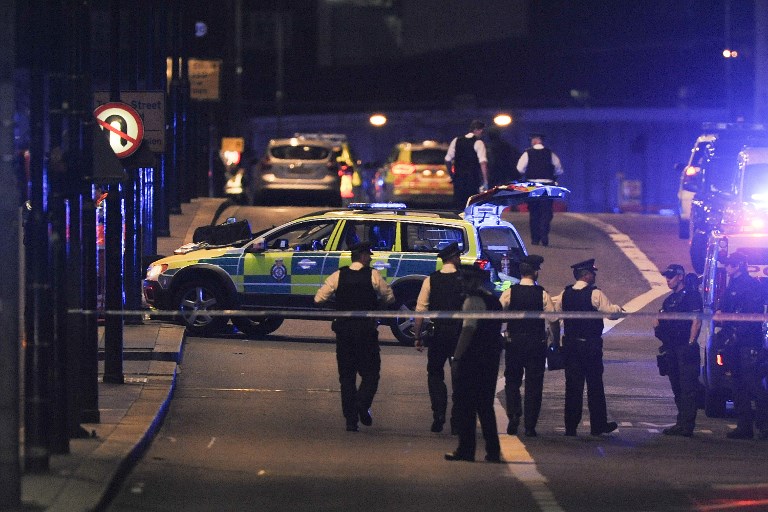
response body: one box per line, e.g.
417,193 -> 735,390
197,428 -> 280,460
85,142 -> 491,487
704,388 -> 728,418
173,280 -> 229,336
232,316 -> 284,338
678,217 -> 690,239
689,230 -> 707,274
389,284 -> 424,346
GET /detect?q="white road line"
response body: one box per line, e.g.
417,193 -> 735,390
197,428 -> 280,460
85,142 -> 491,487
207,437 -> 217,449
566,214 -> 669,333
492,214 -> 665,511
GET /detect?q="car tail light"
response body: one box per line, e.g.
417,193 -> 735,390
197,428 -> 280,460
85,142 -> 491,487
716,352 -> 725,366
684,165 -> 700,177
474,258 -> 490,270
392,163 -> 415,175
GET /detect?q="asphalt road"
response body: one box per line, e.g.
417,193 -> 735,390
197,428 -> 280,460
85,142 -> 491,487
106,208 -> 768,512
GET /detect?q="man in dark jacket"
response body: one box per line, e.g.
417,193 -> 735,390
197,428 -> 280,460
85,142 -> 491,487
486,126 -> 521,186
516,133 -> 564,246
500,254 -> 559,437
315,241 -> 395,432
445,120 -> 489,210
718,252 -> 768,440
653,263 -> 702,437
554,259 -> 623,437
414,242 -> 464,433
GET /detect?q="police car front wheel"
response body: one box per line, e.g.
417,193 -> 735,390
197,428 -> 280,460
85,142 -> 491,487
174,280 -> 229,335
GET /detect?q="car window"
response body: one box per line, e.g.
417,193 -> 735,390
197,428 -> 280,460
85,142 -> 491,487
411,148 -> 447,165
403,223 -> 464,252
266,220 -> 337,251
339,220 -> 397,251
270,144 -> 330,160
479,227 -> 525,260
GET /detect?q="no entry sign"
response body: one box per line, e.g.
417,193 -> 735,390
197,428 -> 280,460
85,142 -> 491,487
94,102 -> 145,158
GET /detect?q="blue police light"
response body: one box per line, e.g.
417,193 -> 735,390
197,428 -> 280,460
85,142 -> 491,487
347,202 -> 408,210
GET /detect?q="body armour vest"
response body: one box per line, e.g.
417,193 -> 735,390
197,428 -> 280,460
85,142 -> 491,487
454,136 -> 481,178
506,284 -> 545,339
334,266 -> 378,334
463,293 -> 503,360
562,285 -> 603,339
429,271 -> 465,340
524,147 -> 555,181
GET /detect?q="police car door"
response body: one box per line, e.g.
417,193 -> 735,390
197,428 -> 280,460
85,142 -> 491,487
241,219 -> 338,309
326,219 -> 399,282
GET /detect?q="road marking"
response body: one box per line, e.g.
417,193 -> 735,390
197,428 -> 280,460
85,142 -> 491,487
495,377 -> 565,512
207,437 -> 217,449
566,214 -> 669,333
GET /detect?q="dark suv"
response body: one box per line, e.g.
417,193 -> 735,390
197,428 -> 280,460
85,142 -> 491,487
680,124 -> 768,273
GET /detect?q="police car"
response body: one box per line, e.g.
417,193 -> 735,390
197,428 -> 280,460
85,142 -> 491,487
143,183 -> 569,343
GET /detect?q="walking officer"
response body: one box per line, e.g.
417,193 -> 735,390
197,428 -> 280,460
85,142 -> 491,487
314,241 -> 395,432
445,120 -> 490,210
554,259 -> 623,436
516,133 -> 563,246
653,263 -> 703,437
500,254 -> 560,437
718,252 -> 768,440
414,241 -> 464,433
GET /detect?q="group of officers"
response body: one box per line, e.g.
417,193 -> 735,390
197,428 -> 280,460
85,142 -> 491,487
314,238 -> 768,463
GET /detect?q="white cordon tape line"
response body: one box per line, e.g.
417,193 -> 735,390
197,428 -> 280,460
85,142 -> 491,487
566,213 -> 669,334
495,376 -> 565,512
68,309 -> 768,323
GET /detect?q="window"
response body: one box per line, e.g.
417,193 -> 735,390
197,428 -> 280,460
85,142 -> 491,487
270,144 -> 331,160
410,148 -> 447,165
266,221 -> 337,251
339,221 -> 397,251
403,223 -> 464,252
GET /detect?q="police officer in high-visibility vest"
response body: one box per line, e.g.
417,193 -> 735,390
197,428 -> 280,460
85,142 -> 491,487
314,241 -> 395,432
718,251 -> 768,440
414,241 -> 464,433
516,133 -> 563,246
500,254 -> 559,437
554,259 -> 623,437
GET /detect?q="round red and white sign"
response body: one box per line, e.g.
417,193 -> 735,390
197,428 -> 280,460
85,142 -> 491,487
93,102 -> 145,158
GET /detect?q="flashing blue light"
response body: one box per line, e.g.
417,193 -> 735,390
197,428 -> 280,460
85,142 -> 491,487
347,202 -> 408,210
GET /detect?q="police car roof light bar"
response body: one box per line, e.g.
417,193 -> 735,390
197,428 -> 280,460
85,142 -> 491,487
347,202 -> 408,210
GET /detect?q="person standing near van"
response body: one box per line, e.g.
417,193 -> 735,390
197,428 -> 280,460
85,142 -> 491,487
653,264 -> 702,437
445,120 -> 489,210
516,133 -> 563,246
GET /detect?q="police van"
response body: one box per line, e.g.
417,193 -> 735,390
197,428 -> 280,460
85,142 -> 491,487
700,230 -> 768,416
143,183 -> 568,343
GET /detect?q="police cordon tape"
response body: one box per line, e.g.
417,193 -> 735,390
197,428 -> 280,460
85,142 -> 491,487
69,309 -> 768,322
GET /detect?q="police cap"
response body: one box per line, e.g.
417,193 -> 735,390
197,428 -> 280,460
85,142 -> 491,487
570,259 -> 597,273
522,254 -> 544,271
437,242 -> 461,261
350,241 -> 373,256
724,251 -> 748,267
661,263 -> 685,278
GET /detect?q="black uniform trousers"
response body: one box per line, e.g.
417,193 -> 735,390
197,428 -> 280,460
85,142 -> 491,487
335,328 -> 380,426
665,342 -> 700,433
427,336 -> 458,424
563,336 -> 609,433
731,346 -> 768,434
452,174 -> 479,210
528,199 -> 554,245
504,335 -> 547,430
452,353 -> 501,460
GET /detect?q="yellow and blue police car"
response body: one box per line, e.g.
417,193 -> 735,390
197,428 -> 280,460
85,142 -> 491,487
143,183 -> 569,343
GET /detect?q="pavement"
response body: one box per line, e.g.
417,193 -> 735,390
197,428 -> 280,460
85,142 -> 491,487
21,197 -> 228,512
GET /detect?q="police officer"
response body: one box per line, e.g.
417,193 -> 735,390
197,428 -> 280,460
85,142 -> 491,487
445,265 -> 504,462
554,259 -> 623,436
500,254 -> 559,437
414,241 -> 464,433
445,120 -> 490,210
653,263 -> 702,437
314,241 -> 395,432
516,133 -> 564,246
718,252 -> 768,440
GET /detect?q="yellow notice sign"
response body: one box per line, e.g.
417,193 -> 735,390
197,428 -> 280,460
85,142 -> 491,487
166,58 -> 223,101
221,137 -> 245,152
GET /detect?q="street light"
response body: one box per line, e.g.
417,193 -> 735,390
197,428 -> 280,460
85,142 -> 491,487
493,113 -> 512,127
369,113 -> 387,126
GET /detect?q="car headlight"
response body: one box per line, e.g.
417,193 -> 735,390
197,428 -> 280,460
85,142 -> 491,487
146,263 -> 168,281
